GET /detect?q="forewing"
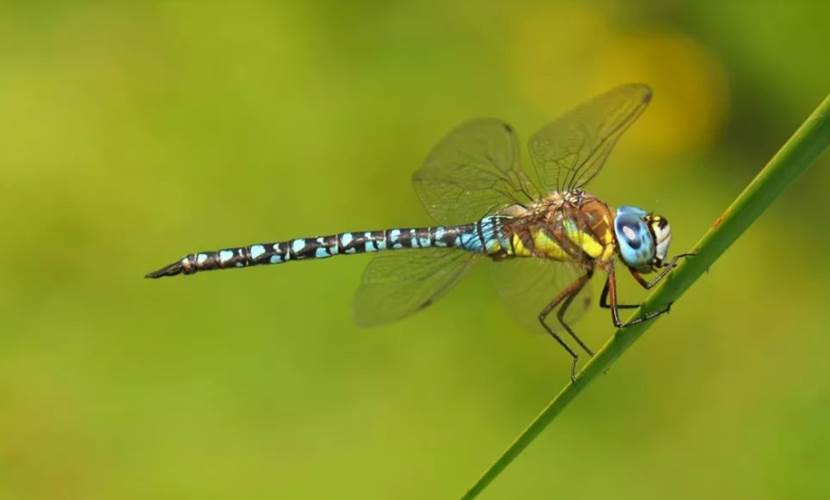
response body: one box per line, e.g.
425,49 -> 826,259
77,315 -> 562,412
353,248 -> 477,327
413,118 -> 537,225
528,84 -> 652,193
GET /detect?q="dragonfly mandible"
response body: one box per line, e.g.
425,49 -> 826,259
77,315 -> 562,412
147,83 -> 690,381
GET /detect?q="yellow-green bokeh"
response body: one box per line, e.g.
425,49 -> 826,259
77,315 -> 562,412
1,2 -> 829,499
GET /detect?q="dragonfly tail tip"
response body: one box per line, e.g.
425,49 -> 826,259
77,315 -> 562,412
145,261 -> 183,279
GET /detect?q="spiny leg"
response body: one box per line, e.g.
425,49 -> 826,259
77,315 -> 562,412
630,252 -> 696,290
538,271 -> 593,382
599,278 -> 639,310
556,272 -> 594,357
601,253 -> 696,315
605,265 -> 671,329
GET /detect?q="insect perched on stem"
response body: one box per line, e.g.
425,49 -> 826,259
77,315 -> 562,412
147,83 -> 691,381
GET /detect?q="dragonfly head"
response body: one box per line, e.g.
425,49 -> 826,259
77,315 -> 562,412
614,206 -> 672,273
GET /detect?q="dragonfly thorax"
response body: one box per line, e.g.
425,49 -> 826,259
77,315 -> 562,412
613,206 -> 672,273
492,190 -> 617,266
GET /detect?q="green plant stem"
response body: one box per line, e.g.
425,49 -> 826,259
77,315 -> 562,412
461,93 -> 830,500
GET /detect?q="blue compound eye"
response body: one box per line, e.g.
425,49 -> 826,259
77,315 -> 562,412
614,206 -> 655,272
618,220 -> 643,249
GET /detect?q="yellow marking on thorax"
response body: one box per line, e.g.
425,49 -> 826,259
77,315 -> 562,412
563,219 -> 605,259
600,242 -> 615,261
598,213 -> 616,261
510,234 -> 532,257
531,229 -> 568,261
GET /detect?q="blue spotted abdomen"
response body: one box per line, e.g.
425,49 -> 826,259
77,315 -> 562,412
145,216 -> 509,278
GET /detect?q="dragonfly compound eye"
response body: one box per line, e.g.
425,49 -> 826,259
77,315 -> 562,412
614,206 -> 656,272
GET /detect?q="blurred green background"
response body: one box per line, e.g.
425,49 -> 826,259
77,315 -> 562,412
2,2 -> 829,499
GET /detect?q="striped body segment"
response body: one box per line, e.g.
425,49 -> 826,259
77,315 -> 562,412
146,216 -> 511,278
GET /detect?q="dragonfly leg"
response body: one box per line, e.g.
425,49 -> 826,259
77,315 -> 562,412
556,273 -> 594,357
605,266 -> 671,329
630,252 -> 696,290
539,271 -> 593,382
599,278 -> 639,309
602,253 -> 696,321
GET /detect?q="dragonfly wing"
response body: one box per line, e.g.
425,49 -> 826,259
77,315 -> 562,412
354,248 -> 477,327
489,257 -> 592,334
528,84 -> 652,193
413,118 -> 538,225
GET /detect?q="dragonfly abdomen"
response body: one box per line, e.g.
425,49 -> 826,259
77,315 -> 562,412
145,218 -> 507,279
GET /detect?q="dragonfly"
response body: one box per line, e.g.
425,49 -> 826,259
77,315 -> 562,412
147,83 -> 691,381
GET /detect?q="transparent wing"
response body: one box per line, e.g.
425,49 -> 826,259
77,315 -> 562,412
413,118 -> 538,225
528,83 -> 652,193
353,248 -> 477,327
489,258 -> 592,334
